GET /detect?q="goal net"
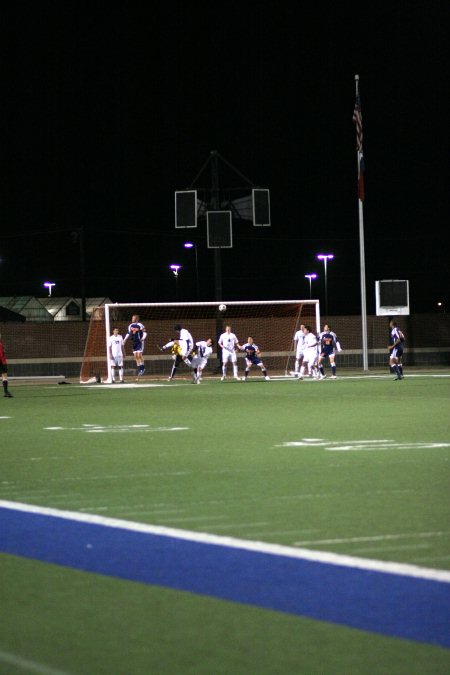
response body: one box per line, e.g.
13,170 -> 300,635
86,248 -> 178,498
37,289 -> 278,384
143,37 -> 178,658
80,300 -> 320,382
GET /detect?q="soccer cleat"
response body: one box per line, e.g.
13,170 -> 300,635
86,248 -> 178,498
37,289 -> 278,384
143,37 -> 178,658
241,377 -> 247,381
120,380 -> 125,384
156,345 -> 164,352
265,376 -> 270,380
394,375 -> 403,380
234,377 -> 240,381
330,375 -> 336,379
221,376 -> 225,381
4,392 -> 13,397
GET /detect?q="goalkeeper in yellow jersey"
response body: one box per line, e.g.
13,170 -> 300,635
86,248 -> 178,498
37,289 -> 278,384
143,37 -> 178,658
158,338 -> 192,381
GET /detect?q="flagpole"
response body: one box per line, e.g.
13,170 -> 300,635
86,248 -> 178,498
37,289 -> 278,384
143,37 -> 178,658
355,74 -> 369,371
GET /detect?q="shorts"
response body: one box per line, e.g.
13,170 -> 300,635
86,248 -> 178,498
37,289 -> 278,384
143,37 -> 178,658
191,356 -> 208,370
246,356 -> 262,367
111,356 -> 123,367
222,349 -> 237,363
1,363 -> 7,374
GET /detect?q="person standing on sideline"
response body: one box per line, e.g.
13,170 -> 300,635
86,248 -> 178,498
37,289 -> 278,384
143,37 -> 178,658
190,338 -> 214,383
123,314 -> 147,376
0,333 -> 13,397
318,324 -> 342,379
297,326 -> 320,380
291,323 -> 306,378
388,319 -> 405,380
239,337 -> 270,381
108,327 -> 125,383
218,325 -> 240,381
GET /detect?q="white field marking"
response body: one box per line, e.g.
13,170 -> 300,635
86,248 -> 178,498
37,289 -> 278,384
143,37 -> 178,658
44,424 -> 189,433
95,383 -> 170,389
352,543 -> 431,555
0,649 -> 73,675
1,500 -> 449,584
276,438 -> 450,452
293,532 -> 448,547
0,416 -> 12,420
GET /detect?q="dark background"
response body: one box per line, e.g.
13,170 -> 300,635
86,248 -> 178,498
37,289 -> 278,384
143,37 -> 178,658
1,2 -> 448,314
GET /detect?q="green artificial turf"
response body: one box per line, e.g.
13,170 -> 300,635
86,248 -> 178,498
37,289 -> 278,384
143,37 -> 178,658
1,372 -> 449,674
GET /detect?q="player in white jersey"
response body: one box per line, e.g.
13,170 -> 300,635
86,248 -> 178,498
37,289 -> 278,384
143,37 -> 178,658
108,328 -> 125,383
218,325 -> 240,381
190,339 -> 214,383
291,324 -> 306,378
297,326 -> 320,380
160,324 -> 194,381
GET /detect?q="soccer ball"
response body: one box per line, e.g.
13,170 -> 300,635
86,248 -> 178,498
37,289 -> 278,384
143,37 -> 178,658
218,303 -> 227,312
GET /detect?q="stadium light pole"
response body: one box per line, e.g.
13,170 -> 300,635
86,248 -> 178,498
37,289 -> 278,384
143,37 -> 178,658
184,242 -> 199,300
304,273 -> 317,299
43,281 -> 56,297
316,254 -> 334,316
170,264 -> 181,301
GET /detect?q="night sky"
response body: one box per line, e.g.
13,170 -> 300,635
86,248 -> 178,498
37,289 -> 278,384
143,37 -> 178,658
1,3 -> 447,315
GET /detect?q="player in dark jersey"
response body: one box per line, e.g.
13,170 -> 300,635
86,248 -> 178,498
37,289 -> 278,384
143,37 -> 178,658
318,324 -> 341,379
239,337 -> 270,381
0,333 -> 13,397
388,320 -> 405,380
123,314 -> 147,376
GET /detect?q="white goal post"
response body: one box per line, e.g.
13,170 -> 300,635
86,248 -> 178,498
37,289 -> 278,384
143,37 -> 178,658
80,300 -> 321,382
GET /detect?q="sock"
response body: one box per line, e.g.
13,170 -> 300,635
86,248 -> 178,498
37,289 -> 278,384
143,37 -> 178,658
262,369 -> 267,376
244,369 -> 250,379
119,368 -> 124,380
295,359 -> 299,373
2,380 -> 7,393
233,365 -> 238,377
398,364 -> 403,376
331,365 -> 336,376
319,365 -> 325,376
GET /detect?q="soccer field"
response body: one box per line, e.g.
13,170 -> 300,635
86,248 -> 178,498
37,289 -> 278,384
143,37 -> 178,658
1,371 -> 450,674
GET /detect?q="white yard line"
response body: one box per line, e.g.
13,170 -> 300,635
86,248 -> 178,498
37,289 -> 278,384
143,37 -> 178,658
1,500 -> 449,584
0,650 -> 73,675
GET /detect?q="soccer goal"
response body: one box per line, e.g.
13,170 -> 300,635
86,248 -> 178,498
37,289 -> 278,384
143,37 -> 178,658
79,300 -> 320,382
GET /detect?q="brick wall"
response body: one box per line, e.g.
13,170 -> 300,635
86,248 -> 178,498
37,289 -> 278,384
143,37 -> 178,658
1,313 -> 449,376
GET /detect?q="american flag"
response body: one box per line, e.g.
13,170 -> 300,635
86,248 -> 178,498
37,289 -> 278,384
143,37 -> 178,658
353,92 -> 363,152
353,91 -> 365,201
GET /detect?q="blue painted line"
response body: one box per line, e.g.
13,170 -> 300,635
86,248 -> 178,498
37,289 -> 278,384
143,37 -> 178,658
1,507 -> 449,648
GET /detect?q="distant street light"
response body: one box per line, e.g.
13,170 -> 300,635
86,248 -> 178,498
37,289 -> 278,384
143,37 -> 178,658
437,301 -> 446,313
169,265 -> 181,301
184,242 -> 199,300
43,281 -> 56,297
316,254 -> 334,316
304,273 -> 317,299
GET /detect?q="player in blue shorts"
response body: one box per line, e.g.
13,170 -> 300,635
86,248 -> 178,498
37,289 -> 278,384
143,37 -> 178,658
388,319 -> 405,380
239,337 -> 270,381
318,324 -> 341,379
123,314 -> 147,376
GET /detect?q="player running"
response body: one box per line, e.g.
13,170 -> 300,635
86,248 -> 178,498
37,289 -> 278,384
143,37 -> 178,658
388,320 -> 405,380
239,337 -> 270,381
